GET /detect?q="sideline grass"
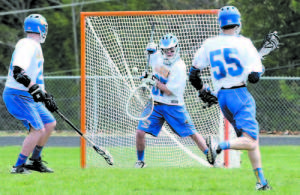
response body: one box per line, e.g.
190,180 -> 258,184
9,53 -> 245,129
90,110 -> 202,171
0,146 -> 299,195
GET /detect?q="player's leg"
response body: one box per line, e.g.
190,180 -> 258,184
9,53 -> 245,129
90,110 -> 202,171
190,133 -> 208,154
163,104 -> 209,155
26,104 -> 56,173
135,129 -> 147,168
3,89 -> 45,174
11,127 -> 44,174
135,104 -> 164,168
217,87 -> 271,190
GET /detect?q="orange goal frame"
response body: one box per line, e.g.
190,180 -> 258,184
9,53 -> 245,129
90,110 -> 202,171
79,9 -> 234,169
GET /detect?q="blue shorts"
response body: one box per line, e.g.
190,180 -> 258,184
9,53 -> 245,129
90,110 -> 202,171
217,87 -> 259,140
3,87 -> 56,131
137,103 -> 196,137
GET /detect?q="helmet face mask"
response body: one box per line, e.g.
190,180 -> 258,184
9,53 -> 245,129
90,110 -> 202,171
218,6 -> 241,34
159,33 -> 180,65
24,14 -> 48,43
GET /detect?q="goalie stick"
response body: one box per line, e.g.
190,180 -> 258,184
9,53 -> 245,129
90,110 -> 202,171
126,22 -> 156,120
55,110 -> 114,166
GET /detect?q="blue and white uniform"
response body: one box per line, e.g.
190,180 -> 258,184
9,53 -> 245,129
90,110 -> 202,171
3,38 -> 55,130
138,52 -> 196,137
193,34 -> 262,139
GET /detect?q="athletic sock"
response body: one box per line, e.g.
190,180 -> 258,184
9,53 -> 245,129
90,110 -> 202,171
204,148 -> 208,155
216,141 -> 230,154
15,153 -> 28,167
254,168 -> 267,186
137,150 -> 145,161
219,141 -> 230,150
31,145 -> 43,160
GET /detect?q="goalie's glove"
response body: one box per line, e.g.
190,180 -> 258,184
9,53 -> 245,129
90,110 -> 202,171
44,93 -> 58,112
146,42 -> 158,54
198,85 -> 218,108
259,31 -> 280,59
28,84 -> 46,102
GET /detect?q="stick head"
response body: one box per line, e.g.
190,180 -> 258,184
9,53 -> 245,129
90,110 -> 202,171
93,145 -> 114,166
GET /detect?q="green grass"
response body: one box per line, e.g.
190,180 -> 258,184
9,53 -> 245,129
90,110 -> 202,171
0,146 -> 299,195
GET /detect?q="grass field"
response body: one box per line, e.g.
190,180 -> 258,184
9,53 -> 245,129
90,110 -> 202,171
0,146 -> 299,195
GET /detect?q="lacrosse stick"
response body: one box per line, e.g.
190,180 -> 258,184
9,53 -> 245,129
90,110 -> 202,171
259,31 -> 280,59
251,31 -> 280,76
126,22 -> 156,120
55,110 -> 114,166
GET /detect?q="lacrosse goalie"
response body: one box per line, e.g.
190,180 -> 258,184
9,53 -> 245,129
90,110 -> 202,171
135,33 -> 210,168
189,6 -> 279,190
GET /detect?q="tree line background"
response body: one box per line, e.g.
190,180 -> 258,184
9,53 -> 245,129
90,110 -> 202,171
0,0 -> 299,77
0,0 -> 299,132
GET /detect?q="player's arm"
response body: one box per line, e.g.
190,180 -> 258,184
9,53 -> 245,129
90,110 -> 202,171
13,66 -> 45,102
249,32 -> 280,84
156,80 -> 172,96
13,66 -> 58,112
189,66 -> 203,91
189,46 -> 218,107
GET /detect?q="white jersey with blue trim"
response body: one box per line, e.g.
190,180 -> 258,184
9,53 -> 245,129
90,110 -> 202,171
193,34 -> 263,95
149,52 -> 186,105
5,38 -> 45,91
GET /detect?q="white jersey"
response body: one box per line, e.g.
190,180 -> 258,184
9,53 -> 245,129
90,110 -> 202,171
149,52 -> 186,105
5,38 -> 45,91
193,34 -> 263,95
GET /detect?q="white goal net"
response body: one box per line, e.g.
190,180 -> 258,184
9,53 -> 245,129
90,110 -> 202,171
81,10 -> 240,168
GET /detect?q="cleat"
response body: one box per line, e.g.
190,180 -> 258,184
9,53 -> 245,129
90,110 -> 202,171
135,160 -> 147,168
24,157 -> 53,173
206,136 -> 218,165
11,164 -> 31,174
256,180 -> 272,191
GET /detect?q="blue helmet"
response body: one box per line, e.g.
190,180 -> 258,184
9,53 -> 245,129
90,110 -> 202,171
218,6 -> 241,29
24,14 -> 48,43
159,33 -> 180,65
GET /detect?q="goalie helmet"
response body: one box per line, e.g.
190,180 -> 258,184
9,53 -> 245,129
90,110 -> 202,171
218,6 -> 241,33
159,33 -> 180,65
24,14 -> 48,43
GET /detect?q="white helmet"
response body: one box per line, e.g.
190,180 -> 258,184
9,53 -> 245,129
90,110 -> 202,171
159,33 -> 180,65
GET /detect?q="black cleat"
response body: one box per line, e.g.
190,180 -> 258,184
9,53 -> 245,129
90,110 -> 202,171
11,164 -> 31,174
25,157 -> 54,173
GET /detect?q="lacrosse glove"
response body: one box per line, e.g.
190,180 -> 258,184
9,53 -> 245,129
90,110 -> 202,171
44,93 -> 58,112
28,84 -> 46,102
198,85 -> 218,108
248,72 -> 261,84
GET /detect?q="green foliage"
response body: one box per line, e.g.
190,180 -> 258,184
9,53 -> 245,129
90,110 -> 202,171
228,0 -> 300,76
0,146 -> 299,194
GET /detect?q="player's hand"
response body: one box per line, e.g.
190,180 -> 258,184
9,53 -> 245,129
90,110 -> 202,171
146,42 -> 157,54
140,71 -> 148,80
44,93 -> 58,112
28,84 -> 46,102
198,85 -> 218,108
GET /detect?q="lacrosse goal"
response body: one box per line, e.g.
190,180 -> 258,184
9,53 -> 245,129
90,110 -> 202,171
80,10 -> 240,168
